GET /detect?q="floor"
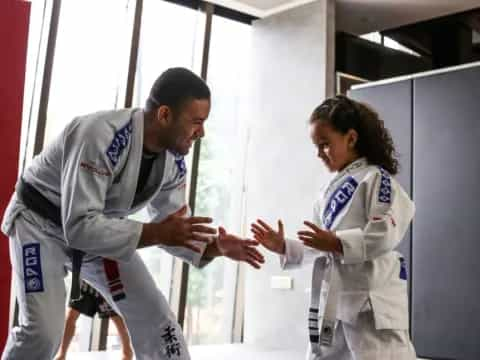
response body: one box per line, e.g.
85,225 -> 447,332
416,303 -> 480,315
67,345 -> 301,359
66,344 -> 430,359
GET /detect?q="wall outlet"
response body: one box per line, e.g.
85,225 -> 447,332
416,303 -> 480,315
271,276 -> 293,290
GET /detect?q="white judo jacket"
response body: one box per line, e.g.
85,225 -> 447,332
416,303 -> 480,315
281,158 -> 414,336
2,108 -> 208,267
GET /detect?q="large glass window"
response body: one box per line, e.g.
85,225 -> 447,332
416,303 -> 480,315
360,31 -> 420,57
44,0 -> 134,145
21,0 -> 254,353
131,0 -> 205,306
184,15 -> 252,345
106,0 -> 206,351
384,36 -> 420,57
132,0 -> 204,107
130,0 -> 205,200
21,0 -> 53,171
42,0 -> 135,353
360,31 -> 382,44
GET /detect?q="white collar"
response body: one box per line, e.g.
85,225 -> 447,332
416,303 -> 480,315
326,157 -> 368,195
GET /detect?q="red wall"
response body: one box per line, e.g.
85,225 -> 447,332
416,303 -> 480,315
0,0 -> 31,351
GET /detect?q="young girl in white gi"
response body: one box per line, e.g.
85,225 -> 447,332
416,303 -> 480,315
251,95 -> 417,360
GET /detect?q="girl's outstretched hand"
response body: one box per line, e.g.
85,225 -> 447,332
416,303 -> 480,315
297,221 -> 343,254
250,219 -> 286,255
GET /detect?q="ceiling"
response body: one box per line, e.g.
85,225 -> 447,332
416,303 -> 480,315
336,0 -> 480,35
206,0 -> 317,18
207,0 -> 480,34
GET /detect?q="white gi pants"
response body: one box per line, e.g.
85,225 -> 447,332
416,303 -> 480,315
2,210 -> 190,360
307,311 -> 416,360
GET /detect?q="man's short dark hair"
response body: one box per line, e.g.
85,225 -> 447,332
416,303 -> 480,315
145,67 -> 210,113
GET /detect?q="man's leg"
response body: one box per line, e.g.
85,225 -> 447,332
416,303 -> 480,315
81,253 -> 190,360
2,214 -> 68,360
110,315 -> 134,360
54,308 -> 81,360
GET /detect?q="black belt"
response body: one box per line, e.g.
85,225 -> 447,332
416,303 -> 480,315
17,179 -> 85,302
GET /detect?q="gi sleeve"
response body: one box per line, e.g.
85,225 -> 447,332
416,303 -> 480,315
335,170 -> 415,265
147,153 -> 211,268
61,119 -> 143,261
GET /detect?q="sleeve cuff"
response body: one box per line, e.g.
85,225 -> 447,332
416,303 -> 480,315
124,221 -> 144,261
158,240 -> 212,268
196,240 -> 214,268
279,238 -> 304,269
336,228 -> 365,265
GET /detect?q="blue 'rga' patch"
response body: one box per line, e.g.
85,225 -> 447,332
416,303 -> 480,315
23,244 -> 44,293
322,176 -> 358,230
399,257 -> 407,280
106,120 -> 133,167
378,168 -> 392,204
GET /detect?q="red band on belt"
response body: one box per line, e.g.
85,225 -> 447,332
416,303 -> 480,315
103,259 -> 126,302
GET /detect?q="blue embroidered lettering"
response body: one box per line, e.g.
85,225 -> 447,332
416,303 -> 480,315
26,268 -> 39,277
168,151 -> 187,179
23,244 -> 44,293
378,168 -> 392,204
329,200 -> 337,212
106,121 -> 133,167
174,156 -> 186,178
343,182 -> 356,195
334,191 -> 348,204
322,177 -> 358,229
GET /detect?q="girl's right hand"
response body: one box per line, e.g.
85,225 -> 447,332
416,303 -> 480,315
250,219 -> 286,255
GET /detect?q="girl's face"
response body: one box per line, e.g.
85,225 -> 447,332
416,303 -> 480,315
310,120 -> 359,172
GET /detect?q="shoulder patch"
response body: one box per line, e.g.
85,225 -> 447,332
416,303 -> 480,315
106,120 -> 133,167
378,167 -> 392,204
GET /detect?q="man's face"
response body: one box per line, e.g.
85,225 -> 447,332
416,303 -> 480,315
164,98 -> 210,155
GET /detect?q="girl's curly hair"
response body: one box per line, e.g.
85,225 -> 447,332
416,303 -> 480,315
310,95 -> 399,175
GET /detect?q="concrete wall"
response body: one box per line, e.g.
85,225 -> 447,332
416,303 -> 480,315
243,0 -> 335,351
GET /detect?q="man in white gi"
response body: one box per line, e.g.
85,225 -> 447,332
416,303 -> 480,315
1,67 -> 264,360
